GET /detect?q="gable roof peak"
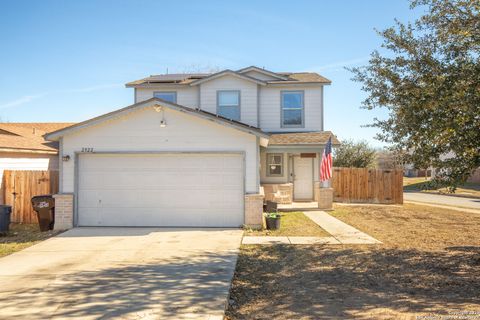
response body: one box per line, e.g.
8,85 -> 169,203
45,97 -> 270,141
236,66 -> 289,80
188,69 -> 267,86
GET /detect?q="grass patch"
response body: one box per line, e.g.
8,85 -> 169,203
0,224 -> 60,258
227,204 -> 480,319
403,176 -> 431,187
244,211 -> 329,237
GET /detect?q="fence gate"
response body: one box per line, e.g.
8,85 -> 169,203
332,167 -> 403,204
2,170 -> 59,223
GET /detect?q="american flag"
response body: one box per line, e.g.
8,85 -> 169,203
320,137 -> 333,181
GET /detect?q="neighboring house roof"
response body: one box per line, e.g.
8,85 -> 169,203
0,123 -> 74,154
268,131 -> 341,146
125,66 -> 331,87
45,98 -> 271,141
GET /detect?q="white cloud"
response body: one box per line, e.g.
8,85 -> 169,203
0,83 -> 123,109
0,93 -> 48,109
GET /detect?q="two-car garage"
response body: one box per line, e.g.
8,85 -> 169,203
77,153 -> 245,227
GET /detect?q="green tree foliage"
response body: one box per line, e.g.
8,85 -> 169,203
350,0 -> 480,189
333,140 -> 377,168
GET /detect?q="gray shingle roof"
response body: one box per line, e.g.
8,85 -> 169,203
268,131 -> 340,146
125,67 -> 331,87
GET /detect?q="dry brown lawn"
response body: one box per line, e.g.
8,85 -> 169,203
245,212 -> 329,237
226,204 -> 480,319
0,224 -> 60,257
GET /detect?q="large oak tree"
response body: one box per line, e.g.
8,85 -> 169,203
351,0 -> 479,189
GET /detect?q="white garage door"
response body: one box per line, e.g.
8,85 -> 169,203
77,153 -> 244,227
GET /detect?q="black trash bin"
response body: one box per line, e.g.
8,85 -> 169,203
0,205 -> 12,233
31,195 -> 55,232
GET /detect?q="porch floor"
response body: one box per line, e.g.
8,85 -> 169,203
278,201 -> 319,211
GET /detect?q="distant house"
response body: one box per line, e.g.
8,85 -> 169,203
0,123 -> 74,203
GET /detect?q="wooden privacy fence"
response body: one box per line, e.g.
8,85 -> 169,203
2,170 -> 59,223
332,167 -> 403,204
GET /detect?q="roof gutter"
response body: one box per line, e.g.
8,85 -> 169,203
0,147 -> 58,154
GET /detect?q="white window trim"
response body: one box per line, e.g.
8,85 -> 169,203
217,90 -> 241,121
281,90 -> 305,128
266,153 -> 283,177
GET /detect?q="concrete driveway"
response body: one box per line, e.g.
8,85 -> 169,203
404,191 -> 480,210
0,228 -> 243,320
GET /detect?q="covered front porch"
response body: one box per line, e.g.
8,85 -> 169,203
259,131 -> 340,205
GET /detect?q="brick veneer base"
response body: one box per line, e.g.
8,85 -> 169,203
53,194 -> 74,230
316,187 -> 333,210
245,194 -> 264,228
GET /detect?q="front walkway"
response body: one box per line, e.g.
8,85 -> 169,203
242,211 -> 381,245
278,201 -> 319,211
0,228 -> 243,320
304,211 -> 381,244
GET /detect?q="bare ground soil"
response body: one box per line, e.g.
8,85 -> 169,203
226,204 -> 480,319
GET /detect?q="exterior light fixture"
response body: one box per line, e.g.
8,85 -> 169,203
154,104 -> 167,128
62,155 -> 71,162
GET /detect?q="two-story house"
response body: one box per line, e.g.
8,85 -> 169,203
45,66 -> 339,230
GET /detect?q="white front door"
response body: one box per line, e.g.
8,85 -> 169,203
293,156 -> 313,200
77,153 -> 244,227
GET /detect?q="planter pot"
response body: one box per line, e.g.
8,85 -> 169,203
266,217 -> 281,230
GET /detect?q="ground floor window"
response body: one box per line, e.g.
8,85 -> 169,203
267,153 -> 283,176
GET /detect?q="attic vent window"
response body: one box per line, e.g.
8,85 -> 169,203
154,91 -> 177,103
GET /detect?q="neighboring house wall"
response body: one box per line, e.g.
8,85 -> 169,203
135,86 -> 198,107
61,107 -> 258,194
0,152 -> 58,204
259,85 -> 323,132
199,75 -> 258,127
467,168 -> 480,183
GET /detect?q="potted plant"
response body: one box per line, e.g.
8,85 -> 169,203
265,212 -> 281,230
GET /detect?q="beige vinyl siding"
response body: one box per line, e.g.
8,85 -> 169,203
199,75 -> 258,127
0,153 -> 58,204
260,85 -> 323,132
135,86 -> 198,108
61,106 -> 258,194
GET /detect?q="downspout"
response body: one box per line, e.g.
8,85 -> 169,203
257,84 -> 261,128
321,85 -> 324,131
197,85 -> 201,110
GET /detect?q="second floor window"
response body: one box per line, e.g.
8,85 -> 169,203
217,90 -> 240,121
154,91 -> 177,103
281,91 -> 304,127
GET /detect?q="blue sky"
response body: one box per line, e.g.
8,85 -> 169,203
0,0 -> 422,147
